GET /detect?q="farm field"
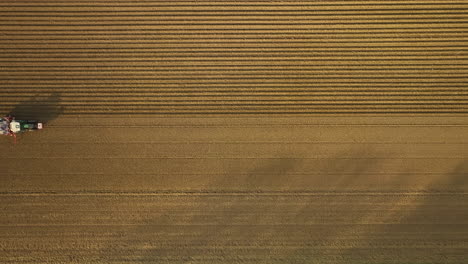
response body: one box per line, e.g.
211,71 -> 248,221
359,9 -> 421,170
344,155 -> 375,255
1,0 -> 468,263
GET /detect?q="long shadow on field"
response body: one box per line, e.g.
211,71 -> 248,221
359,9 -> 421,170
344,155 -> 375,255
104,146 -> 468,263
222,155 -> 302,190
280,149 -> 384,263
8,92 -> 64,123
375,159 -> 468,263
412,160 -> 468,262
140,156 -> 301,263
103,149 -> 399,263
320,160 -> 468,263
100,156 -> 303,263
101,146 -> 456,263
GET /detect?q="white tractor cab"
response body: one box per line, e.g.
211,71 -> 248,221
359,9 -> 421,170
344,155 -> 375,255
9,121 -> 21,133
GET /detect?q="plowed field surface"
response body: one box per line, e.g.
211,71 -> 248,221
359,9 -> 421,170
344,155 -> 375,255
1,0 -> 468,263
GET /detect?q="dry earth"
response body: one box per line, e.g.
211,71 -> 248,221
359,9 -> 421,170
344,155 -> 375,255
1,0 -> 468,263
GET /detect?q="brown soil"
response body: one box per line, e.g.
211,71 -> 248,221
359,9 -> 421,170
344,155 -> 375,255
1,1 -> 467,263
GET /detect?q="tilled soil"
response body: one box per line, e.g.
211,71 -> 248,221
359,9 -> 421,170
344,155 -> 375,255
1,1 -> 467,115
2,116 -> 468,263
1,1 -> 468,263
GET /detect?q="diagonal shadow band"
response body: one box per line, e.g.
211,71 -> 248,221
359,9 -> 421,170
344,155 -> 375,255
7,92 -> 65,123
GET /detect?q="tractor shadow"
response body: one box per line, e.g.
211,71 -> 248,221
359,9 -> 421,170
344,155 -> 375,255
7,92 -> 65,123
